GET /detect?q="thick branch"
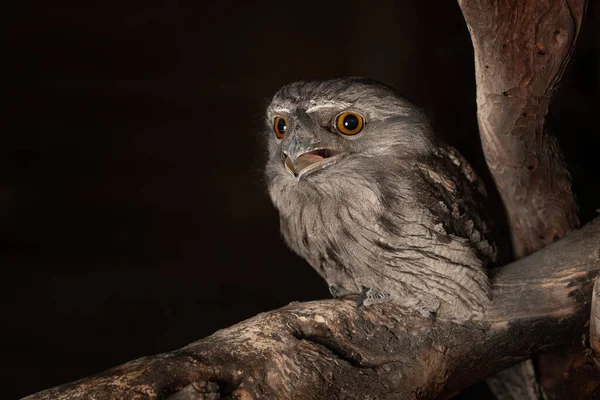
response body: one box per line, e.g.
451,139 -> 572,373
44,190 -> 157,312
590,279 -> 600,360
458,2 -> 589,398
24,217 -> 600,400
458,0 -> 584,258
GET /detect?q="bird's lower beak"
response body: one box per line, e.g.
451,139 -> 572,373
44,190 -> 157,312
284,148 -> 344,180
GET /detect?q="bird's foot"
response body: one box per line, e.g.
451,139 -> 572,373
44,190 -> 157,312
356,287 -> 391,307
411,306 -> 437,321
330,284 -> 392,306
329,285 -> 436,320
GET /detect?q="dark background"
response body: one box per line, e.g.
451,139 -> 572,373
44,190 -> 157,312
3,1 -> 599,399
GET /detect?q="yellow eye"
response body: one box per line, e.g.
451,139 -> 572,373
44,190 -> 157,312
273,116 -> 287,139
336,112 -> 364,135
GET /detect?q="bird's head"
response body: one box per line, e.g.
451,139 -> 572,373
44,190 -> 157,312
264,78 -> 434,191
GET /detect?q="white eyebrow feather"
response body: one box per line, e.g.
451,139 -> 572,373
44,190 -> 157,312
272,107 -> 291,114
305,100 -> 351,114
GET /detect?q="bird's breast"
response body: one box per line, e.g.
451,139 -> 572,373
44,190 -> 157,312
278,187 -> 387,287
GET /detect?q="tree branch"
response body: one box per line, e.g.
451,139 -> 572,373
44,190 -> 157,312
24,217 -> 600,400
457,0 -> 585,258
457,1 -> 589,398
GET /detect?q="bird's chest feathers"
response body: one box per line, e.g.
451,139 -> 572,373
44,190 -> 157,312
278,183 -> 383,273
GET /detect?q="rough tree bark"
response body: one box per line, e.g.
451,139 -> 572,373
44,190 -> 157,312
23,218 -> 600,399
457,1 -> 590,398
23,1 -> 596,399
458,0 -> 583,258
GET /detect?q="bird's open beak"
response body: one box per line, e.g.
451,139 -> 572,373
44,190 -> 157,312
283,148 -> 345,180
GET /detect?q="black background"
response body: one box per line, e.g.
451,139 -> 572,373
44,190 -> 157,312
3,1 -> 599,399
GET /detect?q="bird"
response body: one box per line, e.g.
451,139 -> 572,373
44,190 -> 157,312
263,78 -> 498,320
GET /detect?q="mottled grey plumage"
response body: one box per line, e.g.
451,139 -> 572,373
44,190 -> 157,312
264,78 -> 497,320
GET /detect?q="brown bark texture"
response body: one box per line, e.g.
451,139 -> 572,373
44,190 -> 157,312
458,1 -> 591,398
458,0 -> 583,258
22,218 -> 600,399
23,1 -> 597,399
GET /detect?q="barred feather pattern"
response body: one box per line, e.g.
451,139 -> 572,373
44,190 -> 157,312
264,78 -> 497,320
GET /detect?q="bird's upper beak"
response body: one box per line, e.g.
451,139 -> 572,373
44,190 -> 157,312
282,137 -> 344,180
